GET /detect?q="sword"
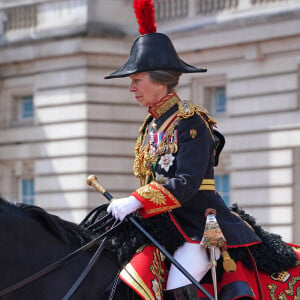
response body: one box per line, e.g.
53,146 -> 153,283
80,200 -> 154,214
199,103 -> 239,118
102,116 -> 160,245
200,209 -> 227,300
209,247 -> 218,300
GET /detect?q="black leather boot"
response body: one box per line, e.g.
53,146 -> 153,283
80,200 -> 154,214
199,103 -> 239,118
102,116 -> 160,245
163,284 -> 199,300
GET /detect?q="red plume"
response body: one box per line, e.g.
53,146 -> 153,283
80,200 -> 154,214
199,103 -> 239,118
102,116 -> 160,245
133,0 -> 157,35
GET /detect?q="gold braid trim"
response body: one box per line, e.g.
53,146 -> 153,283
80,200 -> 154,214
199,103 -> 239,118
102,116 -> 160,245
133,99 -> 216,185
133,111 -> 179,186
292,246 -> 300,253
148,93 -> 180,119
133,114 -> 153,185
138,114 -> 152,134
120,263 -> 155,300
136,181 -> 181,215
137,184 -> 167,206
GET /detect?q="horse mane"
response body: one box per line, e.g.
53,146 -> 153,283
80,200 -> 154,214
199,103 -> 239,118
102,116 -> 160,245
0,196 -> 92,246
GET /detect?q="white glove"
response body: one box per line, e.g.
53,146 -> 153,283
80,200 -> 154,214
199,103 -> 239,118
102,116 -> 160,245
107,196 -> 143,221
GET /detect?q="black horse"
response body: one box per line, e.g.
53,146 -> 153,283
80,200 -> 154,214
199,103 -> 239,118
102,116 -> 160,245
1,196 -> 299,300
0,196 -> 136,300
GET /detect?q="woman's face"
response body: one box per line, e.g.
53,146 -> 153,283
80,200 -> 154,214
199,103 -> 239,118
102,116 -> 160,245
129,72 -> 168,107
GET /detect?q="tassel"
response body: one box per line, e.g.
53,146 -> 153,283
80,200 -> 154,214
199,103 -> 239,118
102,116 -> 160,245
200,208 -> 237,273
133,0 -> 157,34
222,249 -> 237,273
200,208 -> 226,249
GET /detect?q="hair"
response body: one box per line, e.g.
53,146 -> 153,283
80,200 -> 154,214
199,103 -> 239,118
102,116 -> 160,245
149,70 -> 182,93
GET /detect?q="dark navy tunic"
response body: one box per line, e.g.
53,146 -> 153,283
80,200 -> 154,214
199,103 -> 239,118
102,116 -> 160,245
132,93 -> 261,248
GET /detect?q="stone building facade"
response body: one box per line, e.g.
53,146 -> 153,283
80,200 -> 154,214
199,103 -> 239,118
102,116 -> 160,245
0,0 -> 299,243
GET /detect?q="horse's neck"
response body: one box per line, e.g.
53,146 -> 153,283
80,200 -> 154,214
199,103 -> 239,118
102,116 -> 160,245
0,203 -> 84,270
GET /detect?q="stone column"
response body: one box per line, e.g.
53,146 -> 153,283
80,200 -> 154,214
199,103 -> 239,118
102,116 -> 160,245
188,0 -> 197,17
0,11 -> 7,42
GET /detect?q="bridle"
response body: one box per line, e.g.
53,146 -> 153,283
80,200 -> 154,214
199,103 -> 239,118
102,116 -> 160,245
0,208 -> 122,300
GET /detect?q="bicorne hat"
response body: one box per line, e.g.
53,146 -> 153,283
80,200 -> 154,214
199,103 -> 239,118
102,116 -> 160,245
105,0 -> 207,79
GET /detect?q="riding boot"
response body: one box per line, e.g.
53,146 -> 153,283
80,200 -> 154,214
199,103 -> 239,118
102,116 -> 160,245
163,284 -> 199,300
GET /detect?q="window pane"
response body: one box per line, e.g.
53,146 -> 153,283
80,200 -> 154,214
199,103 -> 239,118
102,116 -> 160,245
20,96 -> 34,119
21,179 -> 35,205
222,174 -> 229,191
215,174 -> 230,206
22,179 -> 27,195
213,87 -> 226,114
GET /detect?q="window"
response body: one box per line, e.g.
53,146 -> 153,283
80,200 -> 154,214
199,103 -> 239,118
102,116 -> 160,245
215,174 -> 230,206
18,95 -> 34,120
192,74 -> 226,116
213,87 -> 226,114
203,86 -> 227,116
20,178 -> 35,205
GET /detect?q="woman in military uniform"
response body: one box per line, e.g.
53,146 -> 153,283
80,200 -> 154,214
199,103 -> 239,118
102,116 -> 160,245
103,1 -> 297,299
104,34 -> 262,299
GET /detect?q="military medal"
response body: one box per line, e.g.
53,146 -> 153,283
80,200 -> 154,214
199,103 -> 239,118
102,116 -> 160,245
155,172 -> 169,184
158,153 -> 175,172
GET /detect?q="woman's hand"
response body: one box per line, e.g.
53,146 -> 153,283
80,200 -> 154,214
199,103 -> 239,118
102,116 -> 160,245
107,196 -> 143,221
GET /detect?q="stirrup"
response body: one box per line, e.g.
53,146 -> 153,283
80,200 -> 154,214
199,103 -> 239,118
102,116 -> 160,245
164,284 -> 199,300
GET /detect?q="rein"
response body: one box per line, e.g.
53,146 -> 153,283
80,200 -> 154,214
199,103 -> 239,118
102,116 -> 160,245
0,214 -> 122,298
87,175 -> 215,300
62,219 -> 119,300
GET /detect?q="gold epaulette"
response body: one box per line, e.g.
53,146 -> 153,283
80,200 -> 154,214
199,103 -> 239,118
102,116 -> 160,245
177,101 -> 216,139
177,101 -> 200,119
178,101 -> 216,125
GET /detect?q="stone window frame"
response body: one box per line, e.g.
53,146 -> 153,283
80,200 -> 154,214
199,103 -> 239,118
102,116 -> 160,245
191,73 -> 228,117
1,85 -> 35,128
15,160 -> 35,204
19,177 -> 35,205
17,95 -> 34,121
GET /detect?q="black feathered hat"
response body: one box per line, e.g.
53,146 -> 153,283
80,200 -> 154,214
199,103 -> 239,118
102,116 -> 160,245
105,0 -> 206,79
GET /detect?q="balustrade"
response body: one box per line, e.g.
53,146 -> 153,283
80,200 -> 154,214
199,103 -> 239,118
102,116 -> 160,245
2,0 -> 86,34
197,0 -> 239,14
155,0 -> 189,21
251,0 -> 284,4
4,5 -> 37,32
0,0 -> 296,34
153,0 -> 292,21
